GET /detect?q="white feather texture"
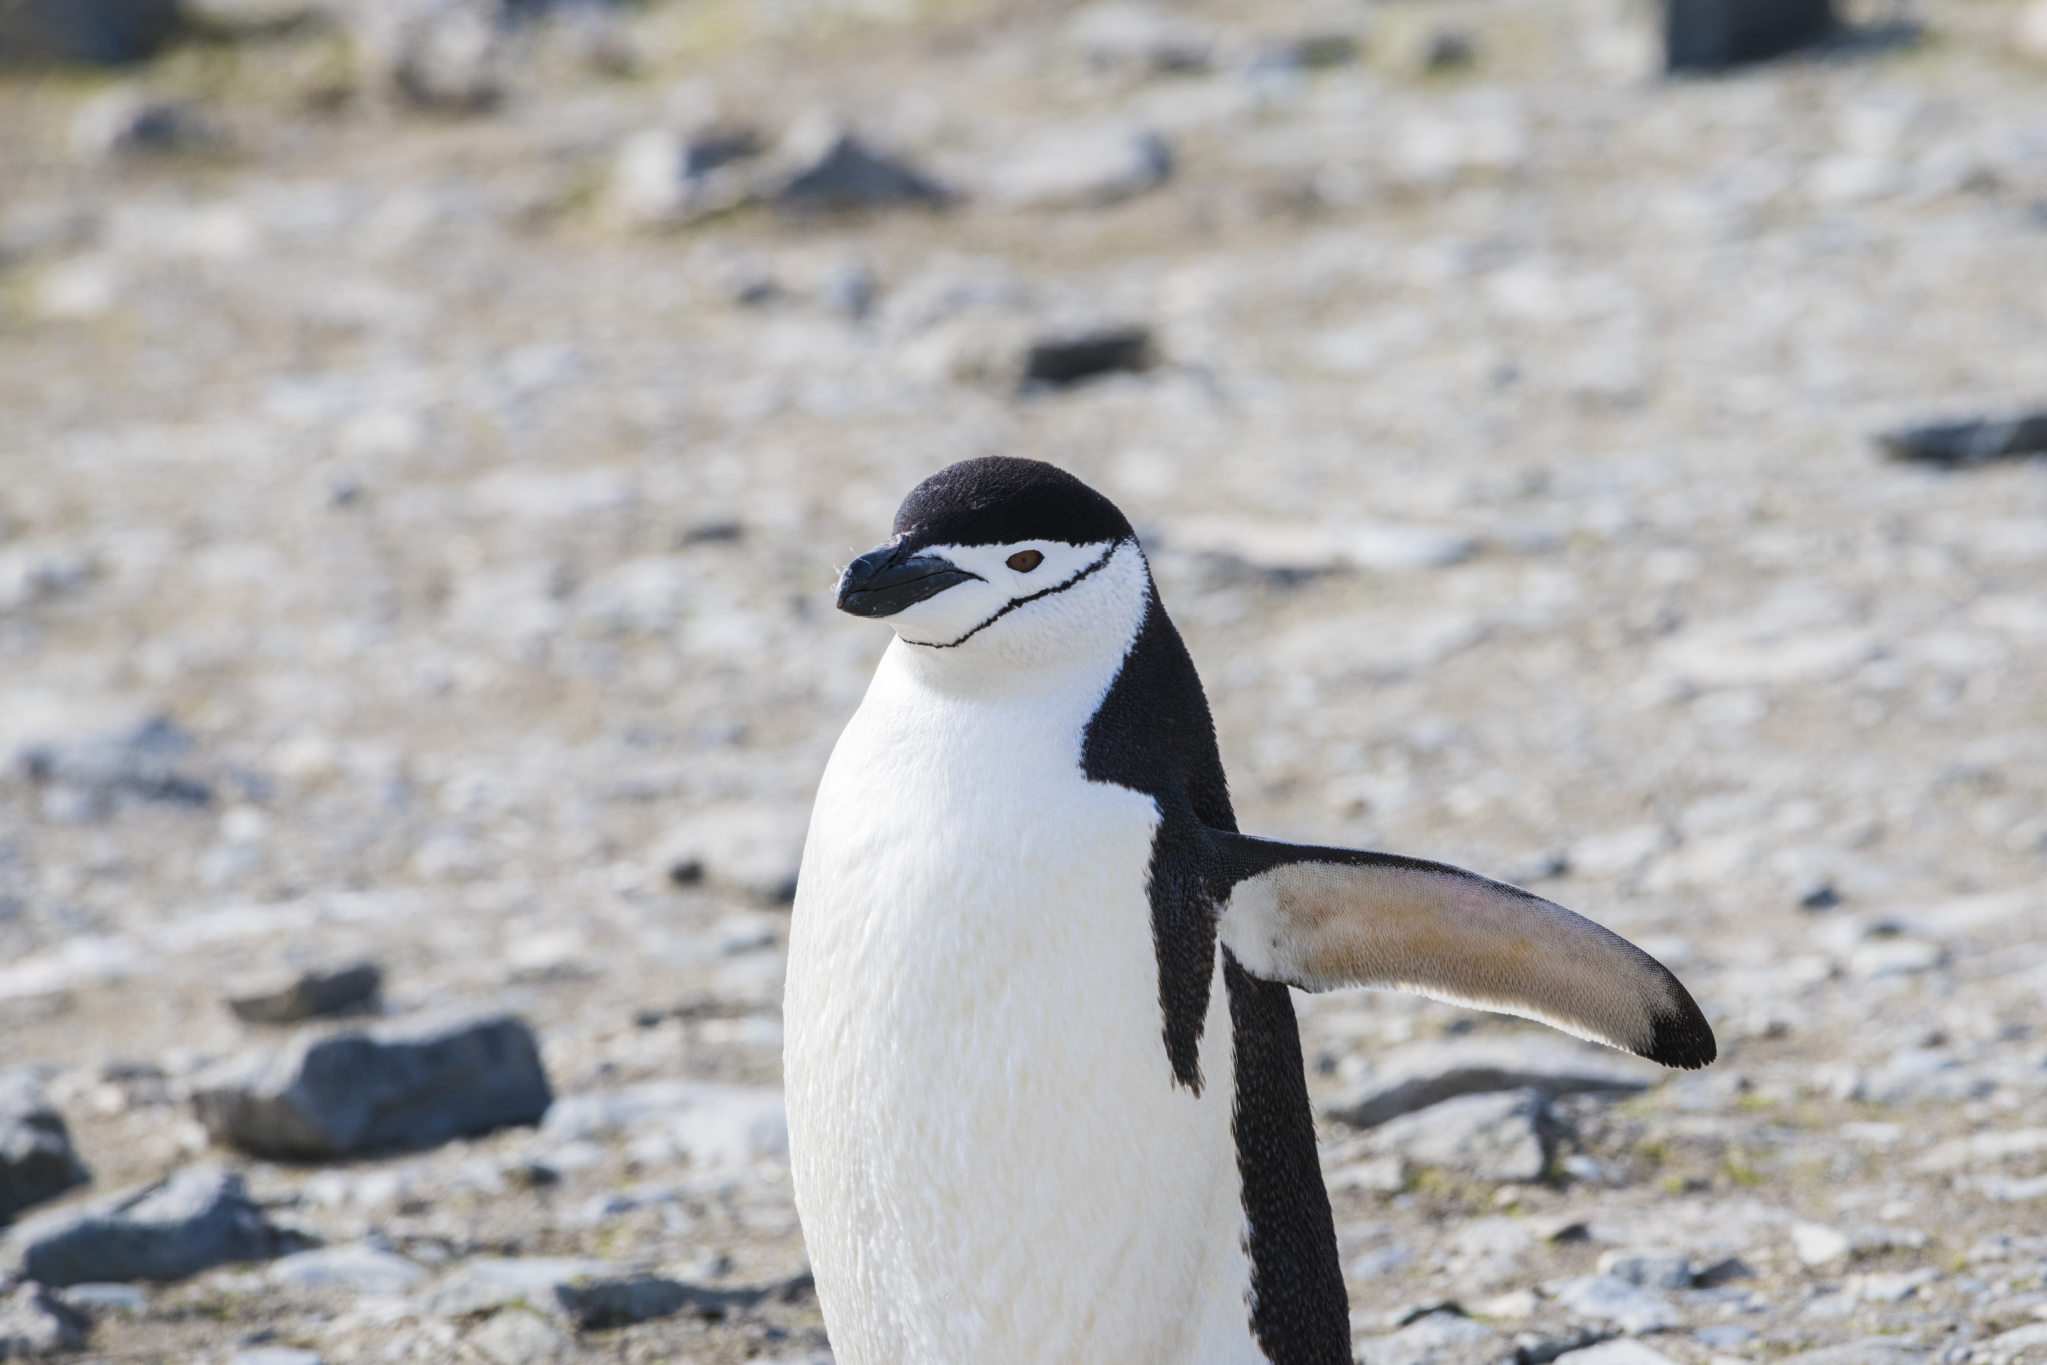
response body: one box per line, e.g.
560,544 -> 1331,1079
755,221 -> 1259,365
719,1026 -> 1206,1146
786,540 -> 1267,1365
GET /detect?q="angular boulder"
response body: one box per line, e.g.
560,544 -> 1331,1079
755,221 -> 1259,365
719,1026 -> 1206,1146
191,1013 -> 551,1159
0,1071 -> 91,1223
4,1165 -> 275,1286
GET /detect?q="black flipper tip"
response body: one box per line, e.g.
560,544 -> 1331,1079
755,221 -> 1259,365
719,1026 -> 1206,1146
1645,1001 -> 1718,1070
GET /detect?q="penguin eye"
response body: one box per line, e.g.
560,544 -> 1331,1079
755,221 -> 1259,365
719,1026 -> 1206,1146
1006,550 -> 1044,573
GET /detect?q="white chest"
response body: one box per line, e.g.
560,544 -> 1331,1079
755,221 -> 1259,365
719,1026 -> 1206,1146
784,643 -> 1260,1365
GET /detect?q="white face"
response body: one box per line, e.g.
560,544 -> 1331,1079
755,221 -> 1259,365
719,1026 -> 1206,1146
881,538 -> 1123,649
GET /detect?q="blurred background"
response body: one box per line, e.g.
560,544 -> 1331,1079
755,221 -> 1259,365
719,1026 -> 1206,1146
1,0 -> 2046,1362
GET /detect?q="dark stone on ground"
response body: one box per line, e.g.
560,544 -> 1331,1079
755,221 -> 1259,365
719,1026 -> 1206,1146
1876,412 -> 2047,468
1023,326 -> 1153,387
4,1165 -> 276,1286
1515,1325 -> 1617,1365
190,1013 -> 551,1160
0,0 -> 180,66
772,135 -> 949,214
226,962 -> 383,1025
1663,0 -> 1834,70
0,1072 -> 90,1225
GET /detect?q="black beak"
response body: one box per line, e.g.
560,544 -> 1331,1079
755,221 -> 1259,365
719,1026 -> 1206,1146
836,542 -> 981,618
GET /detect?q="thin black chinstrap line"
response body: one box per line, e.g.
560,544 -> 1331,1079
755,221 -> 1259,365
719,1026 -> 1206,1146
909,539 -> 1126,650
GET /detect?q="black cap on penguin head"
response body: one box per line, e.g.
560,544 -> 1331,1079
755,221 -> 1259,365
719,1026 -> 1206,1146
893,457 -> 1134,550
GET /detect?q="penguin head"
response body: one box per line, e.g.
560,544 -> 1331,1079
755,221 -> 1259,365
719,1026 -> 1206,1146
837,458 -> 1147,665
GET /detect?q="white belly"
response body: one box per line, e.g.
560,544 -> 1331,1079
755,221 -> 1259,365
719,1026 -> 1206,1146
785,644 -> 1262,1365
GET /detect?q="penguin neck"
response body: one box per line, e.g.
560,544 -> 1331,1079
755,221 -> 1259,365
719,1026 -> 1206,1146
880,541 -> 1152,718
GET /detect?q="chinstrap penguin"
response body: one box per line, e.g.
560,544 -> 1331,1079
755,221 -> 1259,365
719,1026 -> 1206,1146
785,457 -> 1715,1365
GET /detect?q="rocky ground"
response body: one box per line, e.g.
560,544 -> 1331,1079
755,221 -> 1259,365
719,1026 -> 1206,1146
2,0 -> 2047,1361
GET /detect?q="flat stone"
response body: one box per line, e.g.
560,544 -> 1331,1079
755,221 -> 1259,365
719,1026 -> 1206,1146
1369,1089 -> 1558,1183
226,962 -> 382,1025
191,1013 -> 552,1160
426,1258 -> 610,1318
1324,1038 -> 1654,1130
266,1244 -> 429,1294
1356,1310 -> 1495,1365
0,1070 -> 91,1222
1662,0 -> 1835,71
426,1258 -> 757,1328
0,1282 -> 87,1357
986,125 -> 1172,210
4,1164 -> 276,1286
1552,1274 -> 1680,1333
540,1080 -> 787,1169
1516,1326 -> 1616,1364
1876,413 -> 2047,468
1555,1341 -> 1681,1365
1596,1251 -> 1694,1290
57,1282 -> 147,1312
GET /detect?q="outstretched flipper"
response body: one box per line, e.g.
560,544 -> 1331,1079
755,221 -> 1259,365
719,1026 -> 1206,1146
1210,831 -> 1715,1070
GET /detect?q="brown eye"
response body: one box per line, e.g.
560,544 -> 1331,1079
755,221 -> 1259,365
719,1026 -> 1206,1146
1006,550 -> 1044,573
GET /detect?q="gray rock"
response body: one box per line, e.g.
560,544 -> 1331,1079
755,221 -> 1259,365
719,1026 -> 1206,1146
1356,1310 -> 1495,1365
230,1350 -> 324,1365
986,126 -> 1172,210
266,1244 -> 429,1294
606,126 -> 764,226
16,714 -> 210,814
1023,325 -> 1153,388
1778,1341 -> 1930,1365
768,127 -> 948,216
0,0 -> 179,66
552,1272 -> 736,1328
0,1282 -> 86,1357
1553,1342 -> 1680,1365
1516,1326 -> 1617,1365
426,1257 -> 610,1318
539,1080 -> 787,1169
1324,1038 -> 1654,1130
1877,413 -> 2047,469
1552,1274 -> 1680,1334
190,1013 -> 552,1159
225,962 -> 382,1025
1369,1089 -> 1559,1183
1663,0 -> 1834,71
1596,1250 -> 1694,1291
0,1071 -> 91,1223
4,1165 -> 276,1286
